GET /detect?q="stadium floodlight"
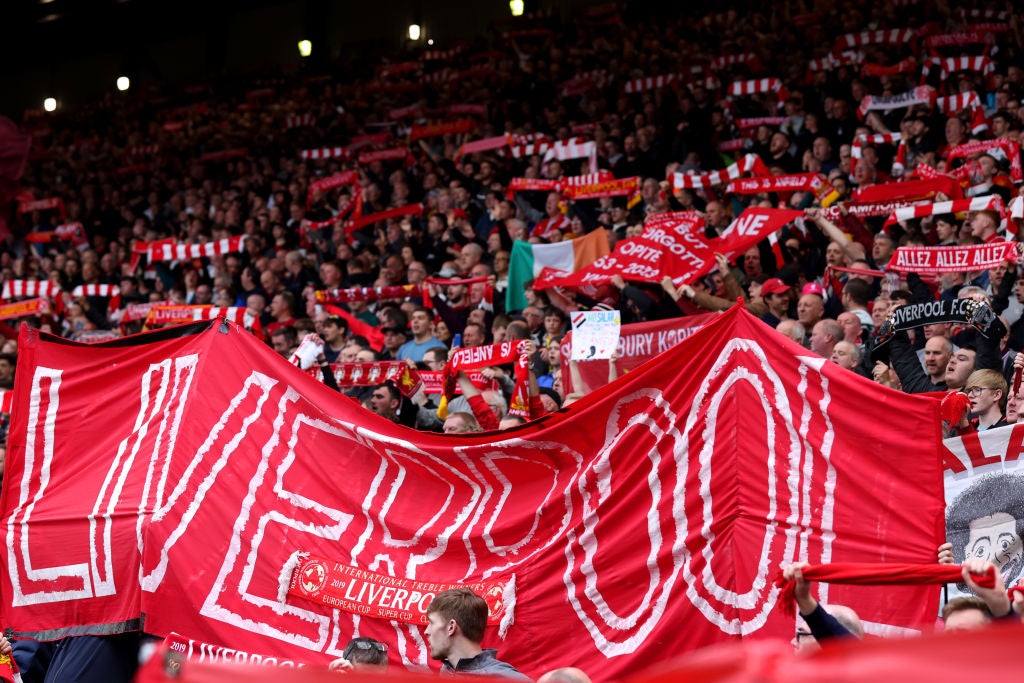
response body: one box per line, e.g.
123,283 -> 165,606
408,24 -> 421,41
116,76 -> 130,91
510,0 -> 524,17
43,98 -> 57,112
298,40 -> 312,58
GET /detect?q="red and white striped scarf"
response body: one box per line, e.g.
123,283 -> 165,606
711,53 -> 759,69
961,8 -> 1007,21
856,85 -> 935,119
807,51 -> 863,72
938,56 -> 994,81
2,280 -> 61,301
670,154 -> 770,191
543,138 -> 598,170
299,146 -> 349,161
422,46 -> 465,61
559,70 -> 607,97
447,103 -> 487,117
935,91 -> 981,114
140,236 -> 247,263
726,78 -> 789,107
883,195 -> 1004,229
851,132 -> 903,177
315,284 -> 424,304
834,28 -> 915,52
128,144 -> 159,156
622,74 -> 677,94
285,113 -> 316,129
422,69 -> 457,84
72,284 -> 121,315
500,133 -> 552,159
376,61 -> 421,78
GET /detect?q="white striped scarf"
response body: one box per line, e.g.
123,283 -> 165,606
883,195 -> 1005,229
670,154 -> 770,191
145,236 -> 247,263
543,138 -> 597,169
710,53 -> 758,69
285,113 -> 316,129
938,56 -> 994,81
726,78 -> 788,107
299,146 -> 349,160
622,74 -> 677,94
834,28 -> 915,51
1,280 -> 62,301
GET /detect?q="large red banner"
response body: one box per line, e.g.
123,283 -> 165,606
1,308 -> 944,681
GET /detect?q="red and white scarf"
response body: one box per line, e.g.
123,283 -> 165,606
670,154 -> 770,191
501,133 -> 552,159
623,74 -> 678,94
948,139 -> 1022,184
315,284 -> 424,304
72,284 -> 121,316
725,173 -> 839,206
317,362 -> 423,397
299,146 -> 349,161
857,86 -> 935,119
883,195 -> 1004,229
128,144 -> 159,156
726,78 -> 789,108
543,138 -> 598,170
285,113 -> 316,129
456,134 -> 513,161
17,196 -> 65,218
887,242 -> 1018,274
197,148 -> 248,163
834,28 -> 915,52
711,53 -> 759,69
808,51 -> 863,72
851,132 -> 904,177
139,235 -> 247,263
441,340 -> 531,419
1,280 -> 61,301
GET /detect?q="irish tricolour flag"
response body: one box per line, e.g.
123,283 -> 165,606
506,229 -> 610,312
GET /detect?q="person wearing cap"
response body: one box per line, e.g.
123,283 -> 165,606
379,323 -> 409,361
760,277 -> 793,328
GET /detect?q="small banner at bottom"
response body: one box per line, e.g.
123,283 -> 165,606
285,553 -> 509,627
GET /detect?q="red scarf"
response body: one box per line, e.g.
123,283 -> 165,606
775,562 -> 995,617
441,341 -> 530,419
888,242 -> 1019,274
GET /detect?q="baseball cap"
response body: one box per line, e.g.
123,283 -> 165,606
760,278 -> 790,296
381,324 -> 406,335
452,208 -> 469,222
802,282 -> 825,297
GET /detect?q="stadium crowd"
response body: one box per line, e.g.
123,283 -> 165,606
0,0 -> 1023,679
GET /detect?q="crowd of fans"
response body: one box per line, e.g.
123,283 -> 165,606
0,0 -> 1023,677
